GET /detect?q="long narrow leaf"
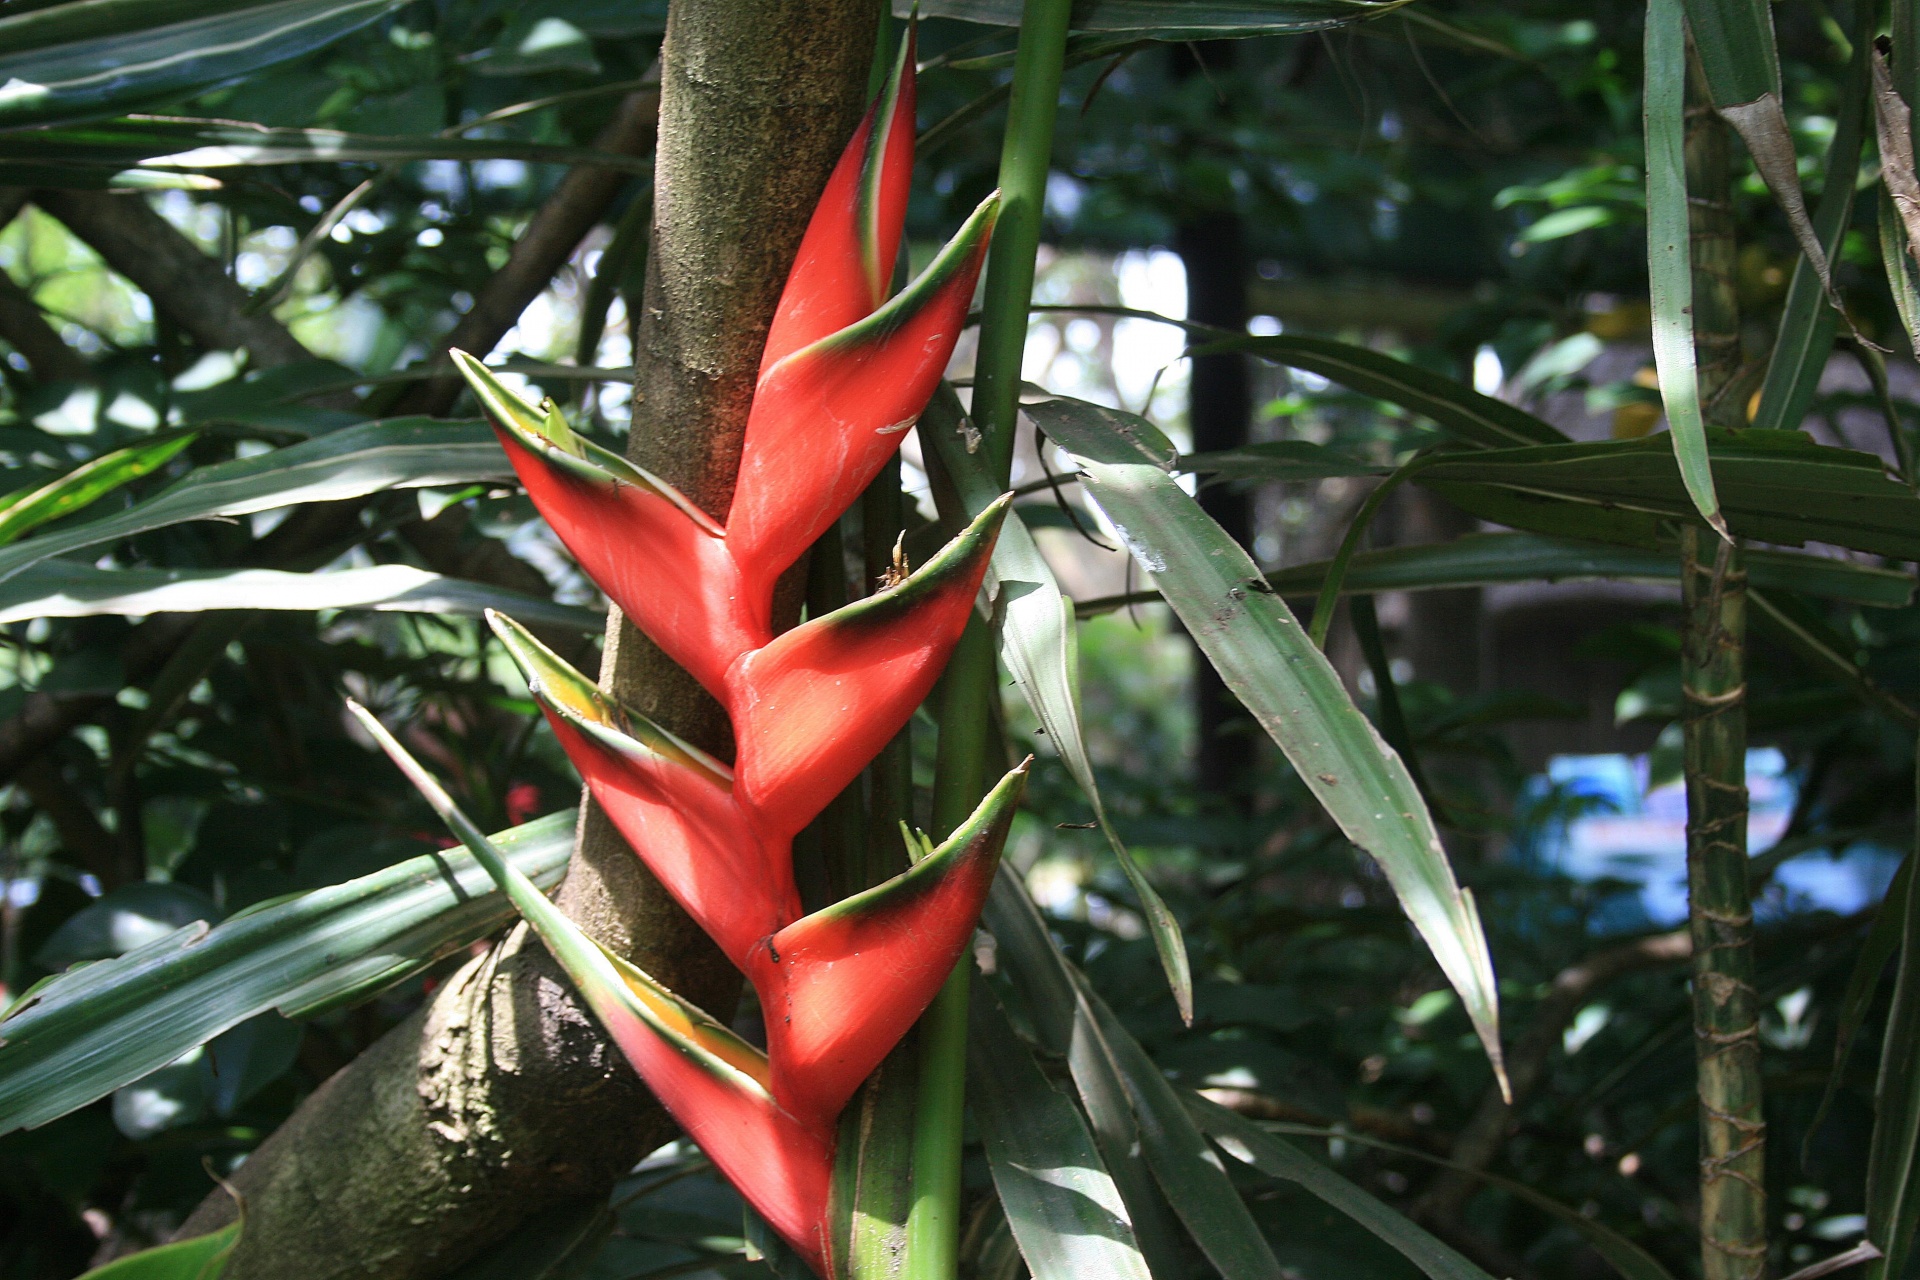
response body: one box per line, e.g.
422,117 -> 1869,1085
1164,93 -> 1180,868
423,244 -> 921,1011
1183,1096 -> 1493,1280
0,562 -> 603,630
1027,392 -> 1508,1096
967,984 -> 1153,1280
0,0 -> 407,128
0,811 -> 573,1135
1644,0 -> 1725,536
77,1221 -> 241,1280
920,384 -> 1191,1020
0,419 -> 504,584
0,434 -> 195,546
904,0 -> 1411,36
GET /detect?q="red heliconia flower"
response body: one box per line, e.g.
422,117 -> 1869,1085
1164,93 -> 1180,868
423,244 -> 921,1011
404,32 -> 1026,1278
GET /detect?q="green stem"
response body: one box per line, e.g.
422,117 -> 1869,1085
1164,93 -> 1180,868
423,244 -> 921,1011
906,616 -> 997,1278
972,0 -> 1073,481
907,2 -> 1070,1271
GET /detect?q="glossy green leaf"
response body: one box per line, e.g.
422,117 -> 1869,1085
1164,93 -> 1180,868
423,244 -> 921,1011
1182,1096 -> 1493,1280
77,1221 -> 240,1280
0,561 -> 604,630
0,118 -> 653,184
902,0 -> 1410,36
1866,768 -> 1920,1280
0,434 -> 196,546
919,384 -> 1191,1021
1643,0 -> 1723,535
1026,392 -> 1507,1096
967,984 -> 1153,1280
1751,3 -> 1870,431
0,0 -> 408,129
1420,431 -> 1920,562
0,419 -> 506,585
1193,533 -> 1913,609
1180,439 -> 1385,481
0,811 -> 573,1135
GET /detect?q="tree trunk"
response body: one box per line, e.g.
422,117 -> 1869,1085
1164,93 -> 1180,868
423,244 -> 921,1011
175,4 -> 878,1276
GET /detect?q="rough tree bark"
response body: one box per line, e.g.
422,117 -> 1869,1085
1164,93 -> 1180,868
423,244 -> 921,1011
173,4 -> 879,1276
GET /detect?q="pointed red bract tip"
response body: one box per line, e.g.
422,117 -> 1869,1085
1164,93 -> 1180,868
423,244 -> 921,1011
760,29 -> 917,374
728,192 -> 1000,601
752,762 -> 1026,1131
727,497 -> 1009,841
493,429 -> 766,700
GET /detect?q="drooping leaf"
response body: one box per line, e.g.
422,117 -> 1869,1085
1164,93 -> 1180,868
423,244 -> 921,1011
1418,431 -> 1920,562
0,419 -> 507,585
0,811 -> 573,1135
0,434 -> 195,546
1075,533 -> 1913,611
0,561 -> 605,629
967,983 -> 1153,1280
0,0 -> 408,128
1750,2 -> 1870,431
1183,1096 -> 1494,1280
1026,392 -> 1508,1096
919,383 -> 1192,1022
1644,0 -> 1723,535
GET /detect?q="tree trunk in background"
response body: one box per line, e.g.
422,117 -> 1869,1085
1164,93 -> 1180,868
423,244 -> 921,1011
1682,53 -> 1765,1280
1173,42 -> 1254,804
175,4 -> 877,1277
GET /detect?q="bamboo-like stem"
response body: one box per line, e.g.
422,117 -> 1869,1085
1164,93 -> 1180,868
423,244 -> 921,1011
907,2 -> 1070,1273
1683,50 -> 1765,1280
971,0 -> 1074,481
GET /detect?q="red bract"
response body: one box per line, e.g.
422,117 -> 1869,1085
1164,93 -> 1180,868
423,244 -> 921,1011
439,35 -> 1023,1278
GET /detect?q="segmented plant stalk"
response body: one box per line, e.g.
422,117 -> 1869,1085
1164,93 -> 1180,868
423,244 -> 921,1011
1682,525 -> 1764,1280
1683,52 -> 1765,1280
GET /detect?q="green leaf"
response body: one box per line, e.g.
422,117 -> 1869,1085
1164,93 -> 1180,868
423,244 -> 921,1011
0,434 -> 196,546
1679,0 -> 1778,107
1080,978 -> 1286,1280
0,118 -> 654,185
76,1221 -> 241,1280
902,0 -> 1412,36
0,419 -> 507,585
0,0 -> 408,129
1187,332 -> 1565,449
967,984 -> 1153,1280
1181,1096 -> 1494,1280
1205,1114 -> 1680,1280
1229,533 -> 1914,609
1805,857 -> 1912,1170
1027,392 -> 1508,1096
1419,431 -> 1920,562
1180,439 -> 1385,481
0,561 -> 604,630
0,810 -> 573,1135
1644,0 -> 1723,536
828,1050 -> 917,1280
919,384 -> 1192,1021
1866,767 -> 1920,1280
1751,3 -> 1871,431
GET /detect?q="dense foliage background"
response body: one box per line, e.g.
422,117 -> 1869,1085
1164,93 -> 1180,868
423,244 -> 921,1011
1,1 -> 1916,1277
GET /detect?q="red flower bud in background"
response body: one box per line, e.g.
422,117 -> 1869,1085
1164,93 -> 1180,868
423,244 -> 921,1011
367,33 -> 1024,1277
